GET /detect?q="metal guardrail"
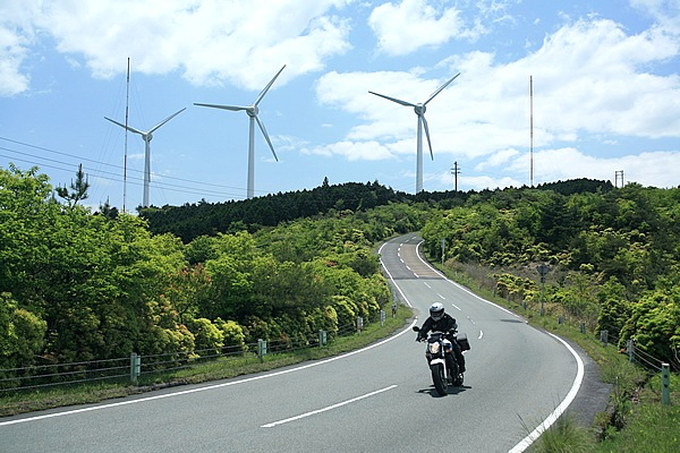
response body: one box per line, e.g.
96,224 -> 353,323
598,329 -> 676,406
0,313 -> 386,394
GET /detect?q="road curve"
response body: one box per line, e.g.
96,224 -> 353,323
0,234 -> 584,452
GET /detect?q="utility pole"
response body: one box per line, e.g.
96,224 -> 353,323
615,170 -> 624,188
450,161 -> 460,191
538,263 -> 549,316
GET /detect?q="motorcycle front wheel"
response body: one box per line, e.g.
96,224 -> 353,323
431,363 -> 448,396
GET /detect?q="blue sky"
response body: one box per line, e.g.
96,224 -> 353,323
1,0 -> 679,210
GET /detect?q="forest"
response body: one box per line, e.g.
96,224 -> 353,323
1,163 -> 678,375
0,165 -> 424,372
421,183 -> 680,366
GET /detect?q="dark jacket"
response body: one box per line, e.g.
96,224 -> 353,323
418,312 -> 458,340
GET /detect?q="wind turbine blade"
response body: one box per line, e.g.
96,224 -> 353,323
255,115 -> 279,161
194,103 -> 250,112
254,64 -> 286,106
424,72 -> 460,105
104,116 -> 145,136
148,107 -> 186,134
368,91 -> 416,108
421,114 -> 434,160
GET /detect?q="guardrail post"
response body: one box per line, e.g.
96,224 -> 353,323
627,339 -> 635,363
257,339 -> 267,362
661,363 -> 670,405
600,330 -> 608,346
318,330 -> 327,347
130,352 -> 140,384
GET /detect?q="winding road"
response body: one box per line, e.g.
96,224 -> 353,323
0,234 -> 588,452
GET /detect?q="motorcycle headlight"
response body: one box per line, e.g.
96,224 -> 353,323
428,342 -> 440,355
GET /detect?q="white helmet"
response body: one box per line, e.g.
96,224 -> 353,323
429,302 -> 445,321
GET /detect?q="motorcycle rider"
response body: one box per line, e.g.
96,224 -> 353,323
416,302 -> 466,373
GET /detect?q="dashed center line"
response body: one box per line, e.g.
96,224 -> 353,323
261,385 -> 398,428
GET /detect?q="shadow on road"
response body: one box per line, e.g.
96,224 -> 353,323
417,384 -> 471,398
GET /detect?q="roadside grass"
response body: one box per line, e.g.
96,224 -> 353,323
433,262 -> 679,453
530,415 -> 596,453
0,304 -> 413,417
593,372 -> 680,453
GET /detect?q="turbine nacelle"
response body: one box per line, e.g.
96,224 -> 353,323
194,64 -> 286,199
104,107 -> 186,207
369,72 -> 460,193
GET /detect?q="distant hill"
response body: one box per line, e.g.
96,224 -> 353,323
139,178 -> 614,242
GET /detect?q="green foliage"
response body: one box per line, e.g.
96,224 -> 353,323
214,318 -> 246,351
619,288 -> 680,361
139,181 -> 410,242
422,182 -> 680,366
0,293 -> 47,369
187,318 -> 224,356
3,163 -> 677,395
55,163 -> 90,210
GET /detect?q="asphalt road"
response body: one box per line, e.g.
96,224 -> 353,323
0,234 -> 587,452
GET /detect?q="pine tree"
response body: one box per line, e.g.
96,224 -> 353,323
56,163 -> 90,209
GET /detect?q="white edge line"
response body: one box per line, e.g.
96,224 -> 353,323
0,314 -> 416,428
261,384 -> 398,428
508,333 -> 585,452
3,239 -> 419,428
414,240 -> 520,319
379,241 -> 413,308
411,239 -> 586,451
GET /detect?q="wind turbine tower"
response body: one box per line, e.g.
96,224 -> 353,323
369,73 -> 460,193
195,65 -> 285,199
105,107 -> 186,207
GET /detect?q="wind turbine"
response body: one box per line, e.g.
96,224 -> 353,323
194,64 -> 285,199
369,72 -> 460,193
105,107 -> 186,207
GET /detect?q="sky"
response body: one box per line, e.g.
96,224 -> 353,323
1,0 -> 679,211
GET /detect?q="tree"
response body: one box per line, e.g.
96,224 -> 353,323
56,163 -> 90,210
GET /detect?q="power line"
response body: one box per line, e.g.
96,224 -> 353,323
0,136 -> 247,191
0,150 -> 247,200
0,143 -> 251,202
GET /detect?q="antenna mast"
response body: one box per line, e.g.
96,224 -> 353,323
123,57 -> 130,213
530,75 -> 534,187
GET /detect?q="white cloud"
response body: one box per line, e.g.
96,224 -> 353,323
368,0 -> 467,55
302,140 -> 395,161
320,15 -> 680,163
502,147 -> 680,188
0,0 -> 41,96
1,0 -> 353,93
0,25 -> 30,96
462,174 -> 524,191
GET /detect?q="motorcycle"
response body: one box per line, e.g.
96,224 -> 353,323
413,326 -> 468,396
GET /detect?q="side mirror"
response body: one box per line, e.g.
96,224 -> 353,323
412,326 -> 420,332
